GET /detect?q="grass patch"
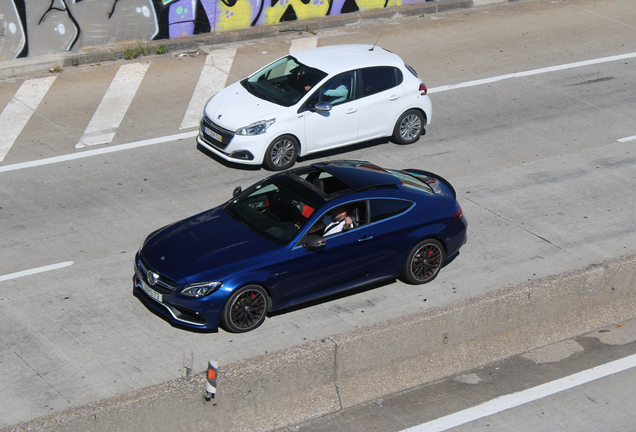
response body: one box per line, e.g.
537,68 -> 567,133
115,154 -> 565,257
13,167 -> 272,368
124,42 -> 151,60
156,43 -> 169,55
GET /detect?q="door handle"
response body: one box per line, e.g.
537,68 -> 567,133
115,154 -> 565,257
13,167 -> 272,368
389,95 -> 399,101
358,235 -> 374,242
346,108 -> 358,114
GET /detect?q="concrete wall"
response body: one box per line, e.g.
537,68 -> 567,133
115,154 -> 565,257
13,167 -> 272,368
6,253 -> 636,432
0,0 -> 509,61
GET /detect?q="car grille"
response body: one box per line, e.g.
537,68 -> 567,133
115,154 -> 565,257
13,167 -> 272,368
200,115 -> 234,150
139,257 -> 177,293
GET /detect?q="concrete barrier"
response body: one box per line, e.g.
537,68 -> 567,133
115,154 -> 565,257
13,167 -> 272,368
5,253 -> 635,432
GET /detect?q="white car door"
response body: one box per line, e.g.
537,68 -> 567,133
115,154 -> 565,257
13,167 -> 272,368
302,71 -> 359,153
357,66 -> 407,141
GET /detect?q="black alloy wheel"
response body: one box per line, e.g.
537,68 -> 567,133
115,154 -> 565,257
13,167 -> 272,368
401,239 -> 445,284
394,109 -> 424,144
264,135 -> 299,171
221,285 -> 269,333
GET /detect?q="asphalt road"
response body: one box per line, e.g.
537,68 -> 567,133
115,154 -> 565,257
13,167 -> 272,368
1,0 -> 635,427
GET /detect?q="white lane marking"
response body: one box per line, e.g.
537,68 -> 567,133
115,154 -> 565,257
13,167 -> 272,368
0,261 -> 73,283
76,62 -> 149,148
428,52 -> 636,94
618,135 -> 636,142
290,36 -> 319,53
0,76 -> 56,162
180,48 -> 237,129
0,131 -> 198,174
404,353 -> 636,432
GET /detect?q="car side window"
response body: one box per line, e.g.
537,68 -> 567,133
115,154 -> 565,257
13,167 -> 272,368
370,199 -> 413,223
307,200 -> 367,238
307,71 -> 356,107
360,66 -> 403,97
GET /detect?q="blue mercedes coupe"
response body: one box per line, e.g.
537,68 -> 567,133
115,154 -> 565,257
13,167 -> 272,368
134,160 -> 467,333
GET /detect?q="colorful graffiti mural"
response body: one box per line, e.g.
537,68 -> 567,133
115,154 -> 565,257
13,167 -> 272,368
0,0 -> 431,60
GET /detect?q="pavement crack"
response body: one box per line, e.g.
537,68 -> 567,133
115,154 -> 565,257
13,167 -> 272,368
565,1 -> 636,30
1,338 -> 73,406
461,195 -> 565,251
327,336 -> 344,411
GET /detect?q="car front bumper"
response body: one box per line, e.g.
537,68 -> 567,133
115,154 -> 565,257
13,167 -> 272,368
197,131 -> 266,166
133,253 -> 223,331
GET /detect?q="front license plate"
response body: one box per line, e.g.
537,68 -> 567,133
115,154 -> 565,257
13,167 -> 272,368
141,281 -> 163,303
204,126 -> 222,143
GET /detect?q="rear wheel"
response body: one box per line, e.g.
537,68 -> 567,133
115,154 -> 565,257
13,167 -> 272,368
393,110 -> 424,144
221,285 -> 269,333
264,135 -> 298,171
401,239 -> 445,284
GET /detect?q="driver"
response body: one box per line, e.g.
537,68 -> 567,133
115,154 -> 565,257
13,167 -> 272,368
308,205 -> 355,236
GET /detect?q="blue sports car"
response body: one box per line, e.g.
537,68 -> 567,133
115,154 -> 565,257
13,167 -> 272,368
134,160 -> 467,332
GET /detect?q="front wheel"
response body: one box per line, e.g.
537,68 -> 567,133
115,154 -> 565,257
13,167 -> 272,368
393,110 -> 424,144
221,285 -> 269,333
401,239 -> 445,284
263,135 -> 298,171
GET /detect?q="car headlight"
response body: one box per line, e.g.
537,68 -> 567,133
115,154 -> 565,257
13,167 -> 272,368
236,119 -> 275,136
181,281 -> 223,297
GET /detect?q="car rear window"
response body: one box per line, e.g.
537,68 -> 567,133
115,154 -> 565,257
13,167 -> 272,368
386,169 -> 434,195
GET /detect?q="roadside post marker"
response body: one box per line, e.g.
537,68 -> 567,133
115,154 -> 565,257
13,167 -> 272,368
205,360 -> 218,401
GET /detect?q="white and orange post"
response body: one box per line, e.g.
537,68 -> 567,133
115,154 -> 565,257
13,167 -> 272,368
205,360 -> 218,400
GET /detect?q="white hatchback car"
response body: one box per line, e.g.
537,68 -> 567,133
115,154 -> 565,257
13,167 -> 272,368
197,44 -> 432,171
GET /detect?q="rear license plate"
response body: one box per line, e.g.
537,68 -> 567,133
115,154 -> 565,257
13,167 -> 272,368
204,126 -> 222,143
141,281 -> 163,303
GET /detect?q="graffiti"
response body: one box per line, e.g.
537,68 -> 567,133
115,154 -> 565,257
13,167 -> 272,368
38,0 -> 81,52
0,0 -> 432,60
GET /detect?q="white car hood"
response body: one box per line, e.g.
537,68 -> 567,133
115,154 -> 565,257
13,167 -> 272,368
204,81 -> 288,131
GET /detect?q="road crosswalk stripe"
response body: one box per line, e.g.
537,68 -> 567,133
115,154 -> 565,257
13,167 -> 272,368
0,76 -> 56,162
180,48 -> 237,129
76,62 -> 149,148
290,36 -> 319,53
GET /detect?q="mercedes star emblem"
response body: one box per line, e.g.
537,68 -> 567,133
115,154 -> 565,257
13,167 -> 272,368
147,271 -> 159,286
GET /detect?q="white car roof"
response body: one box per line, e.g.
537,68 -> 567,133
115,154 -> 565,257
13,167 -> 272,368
292,44 -> 405,75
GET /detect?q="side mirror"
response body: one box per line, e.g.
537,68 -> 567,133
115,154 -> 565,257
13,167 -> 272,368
233,186 -> 242,197
304,234 -> 326,251
314,101 -> 332,112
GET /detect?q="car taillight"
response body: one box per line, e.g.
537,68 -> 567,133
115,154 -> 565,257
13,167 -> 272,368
419,83 -> 428,96
452,204 -> 463,219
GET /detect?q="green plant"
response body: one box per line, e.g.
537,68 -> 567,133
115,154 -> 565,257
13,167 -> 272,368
123,47 -> 136,60
49,65 -> 63,73
71,57 -> 79,67
156,42 -> 169,55
124,42 -> 152,60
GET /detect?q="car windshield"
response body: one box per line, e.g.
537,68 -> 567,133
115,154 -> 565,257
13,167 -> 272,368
225,177 -> 319,245
242,56 -> 328,107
